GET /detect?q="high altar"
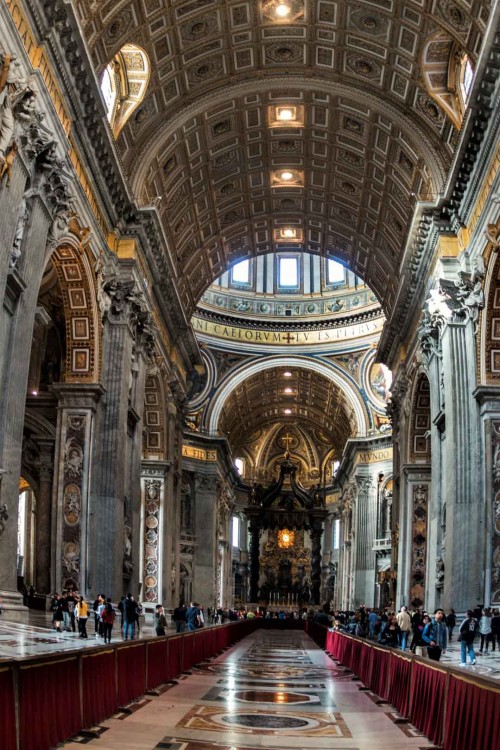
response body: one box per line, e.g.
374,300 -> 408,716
244,453 -> 328,606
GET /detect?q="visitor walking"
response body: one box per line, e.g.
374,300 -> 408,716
459,610 -> 478,666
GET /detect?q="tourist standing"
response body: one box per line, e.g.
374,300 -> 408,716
186,602 -> 200,631
101,599 -> 115,643
173,603 -> 187,633
421,609 -> 448,661
154,604 -> 167,636
479,608 -> 492,653
446,609 -> 456,642
123,593 -> 137,640
76,596 -> 89,638
396,605 -> 411,650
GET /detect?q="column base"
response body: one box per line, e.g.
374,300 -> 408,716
0,589 -> 28,623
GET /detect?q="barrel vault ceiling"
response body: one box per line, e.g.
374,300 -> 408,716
74,0 -> 491,317
218,366 -> 357,452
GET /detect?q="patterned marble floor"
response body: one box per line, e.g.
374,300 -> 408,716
60,630 -> 442,750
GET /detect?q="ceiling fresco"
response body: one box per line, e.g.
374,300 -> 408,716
73,0 -> 491,317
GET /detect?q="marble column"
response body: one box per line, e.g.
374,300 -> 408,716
34,436 -> 55,596
51,384 -> 104,596
248,519 -> 260,603
352,477 -> 376,607
310,519 -> 324,605
90,288 -> 137,600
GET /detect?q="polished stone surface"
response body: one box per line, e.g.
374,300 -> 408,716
59,629 -> 445,749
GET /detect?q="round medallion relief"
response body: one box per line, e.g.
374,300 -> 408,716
146,515 -> 159,529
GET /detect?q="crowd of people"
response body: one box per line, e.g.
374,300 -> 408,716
48,592 -> 500,666
329,604 -> 500,665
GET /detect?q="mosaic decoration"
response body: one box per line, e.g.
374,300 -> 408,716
410,485 -> 428,608
362,350 -> 392,411
61,415 -> 87,590
143,479 -> 161,602
176,705 -> 351,737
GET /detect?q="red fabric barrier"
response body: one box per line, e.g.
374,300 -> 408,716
20,657 -> 81,750
182,633 -> 195,671
117,643 -> 146,706
216,625 -> 228,651
203,627 -> 217,659
193,631 -> 205,664
368,646 -> 390,700
388,652 -> 412,717
350,639 -> 362,674
443,674 -> 500,750
82,650 -> 117,727
0,667 -> 17,750
167,636 -> 183,680
326,629 -> 340,658
342,636 -> 354,670
146,640 -> 170,690
409,661 -> 446,746
358,642 -> 373,686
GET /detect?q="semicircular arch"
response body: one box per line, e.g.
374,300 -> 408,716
206,355 -> 369,438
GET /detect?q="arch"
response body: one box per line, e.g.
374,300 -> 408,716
102,44 -> 151,138
49,231 -> 101,383
206,356 -> 369,438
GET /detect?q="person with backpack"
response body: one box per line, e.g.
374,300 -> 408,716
101,598 -> 115,643
421,609 -> 448,661
459,610 -> 478,666
123,593 -> 137,640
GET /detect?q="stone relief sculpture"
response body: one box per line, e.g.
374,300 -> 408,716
436,557 -> 445,584
64,437 -> 83,479
62,541 -> 80,574
123,521 -> 133,577
0,501 -> 8,536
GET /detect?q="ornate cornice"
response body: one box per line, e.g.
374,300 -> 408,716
378,30 -> 500,366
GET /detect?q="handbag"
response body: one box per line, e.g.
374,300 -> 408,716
427,645 -> 442,661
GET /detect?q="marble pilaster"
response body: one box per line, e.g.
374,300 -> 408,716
191,473 -> 217,607
51,384 -> 104,596
0,193 -> 54,615
34,436 -> 55,595
140,460 -> 169,608
440,320 -> 482,611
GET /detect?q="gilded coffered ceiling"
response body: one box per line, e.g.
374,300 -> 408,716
218,365 -> 356,452
74,0 -> 491,316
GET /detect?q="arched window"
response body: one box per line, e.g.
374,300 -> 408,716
460,55 -> 474,102
100,44 -> 150,138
